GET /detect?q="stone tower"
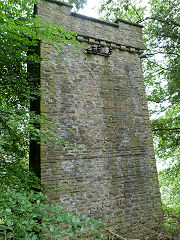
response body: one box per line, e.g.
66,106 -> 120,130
35,0 -> 163,238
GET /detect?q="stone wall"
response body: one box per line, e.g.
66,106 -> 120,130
38,0 -> 162,238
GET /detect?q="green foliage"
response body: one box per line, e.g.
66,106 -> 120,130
152,105 -> 180,160
99,0 -> 145,22
0,0 -> 107,239
0,162 -> 105,239
143,0 -> 180,113
145,1 -> 180,221
0,0 -> 78,161
159,164 -> 180,219
65,0 -> 87,10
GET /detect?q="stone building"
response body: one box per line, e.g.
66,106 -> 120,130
31,0 -> 163,238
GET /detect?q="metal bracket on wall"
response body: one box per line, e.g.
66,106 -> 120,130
84,45 -> 113,57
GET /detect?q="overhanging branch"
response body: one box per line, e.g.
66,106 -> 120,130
137,17 -> 180,27
152,128 -> 180,132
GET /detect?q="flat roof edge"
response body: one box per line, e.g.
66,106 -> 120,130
44,0 -> 73,8
115,18 -> 143,28
71,12 -> 119,27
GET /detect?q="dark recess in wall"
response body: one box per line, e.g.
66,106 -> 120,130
28,42 -> 40,178
28,5 -> 41,178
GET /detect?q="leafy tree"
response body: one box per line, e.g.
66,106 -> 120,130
141,0 -> 180,220
0,161 -> 105,239
0,0 -> 106,238
99,0 -> 180,222
99,0 -> 145,22
0,0 -> 78,161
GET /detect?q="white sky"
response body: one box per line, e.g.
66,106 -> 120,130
78,0 -> 101,18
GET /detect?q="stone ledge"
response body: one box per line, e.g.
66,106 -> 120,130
77,35 -> 145,54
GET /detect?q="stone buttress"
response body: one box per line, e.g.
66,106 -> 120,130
36,0 -> 163,238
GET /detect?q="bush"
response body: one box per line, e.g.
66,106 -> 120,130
0,162 -> 105,240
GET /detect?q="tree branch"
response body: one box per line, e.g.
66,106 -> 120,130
140,52 -> 179,59
147,69 -> 167,78
129,2 -> 143,23
137,17 -> 180,27
146,52 -> 179,56
152,128 -> 180,132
